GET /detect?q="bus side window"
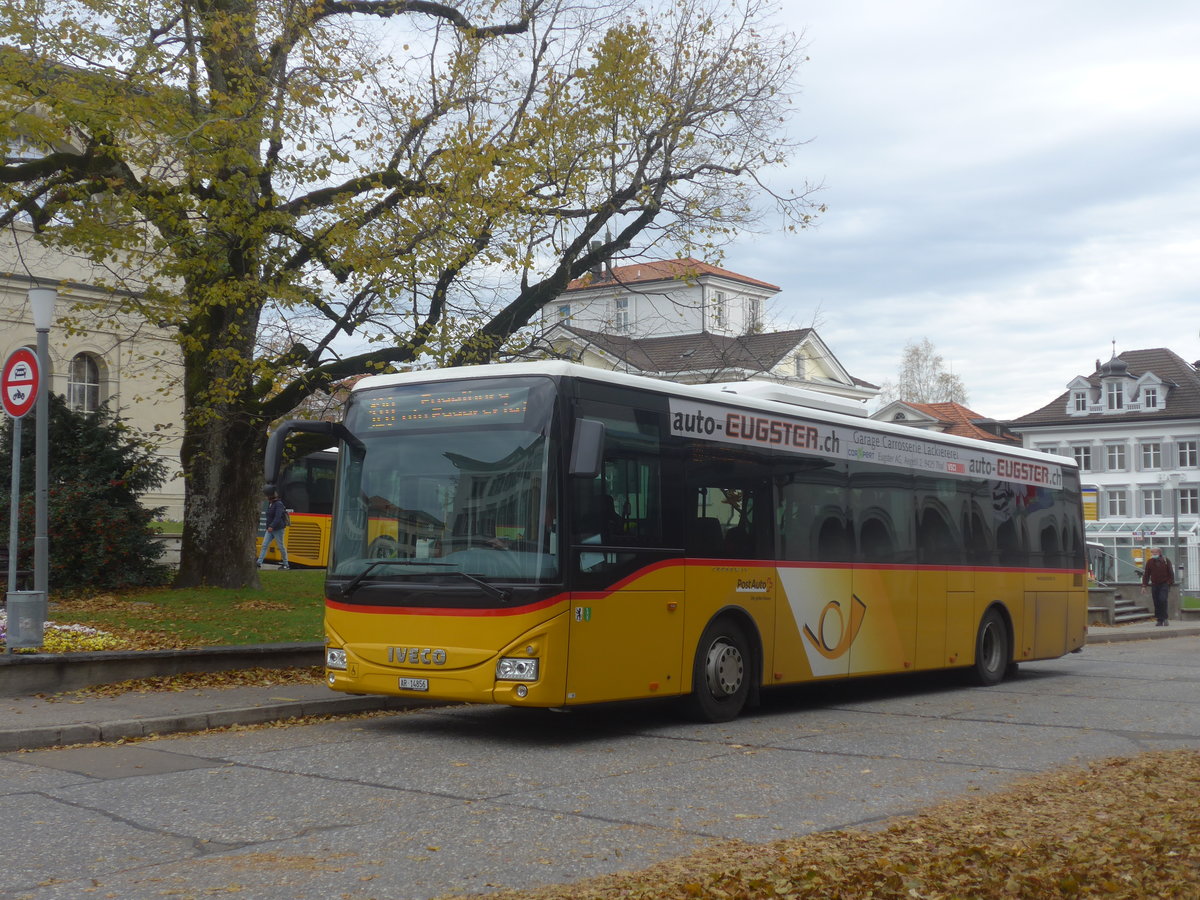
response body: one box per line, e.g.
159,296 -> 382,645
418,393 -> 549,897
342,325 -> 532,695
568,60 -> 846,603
777,460 -> 850,563
569,403 -> 666,552
859,515 -> 894,560
688,483 -> 770,560
851,463 -> 913,564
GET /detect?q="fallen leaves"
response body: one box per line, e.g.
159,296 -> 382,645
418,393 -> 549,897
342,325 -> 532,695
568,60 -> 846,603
449,749 -> 1200,900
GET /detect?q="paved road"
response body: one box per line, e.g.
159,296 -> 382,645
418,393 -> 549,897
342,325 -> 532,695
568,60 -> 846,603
3,636 -> 1199,899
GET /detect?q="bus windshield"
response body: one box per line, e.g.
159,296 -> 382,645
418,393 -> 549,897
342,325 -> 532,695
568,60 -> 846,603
329,376 -> 560,587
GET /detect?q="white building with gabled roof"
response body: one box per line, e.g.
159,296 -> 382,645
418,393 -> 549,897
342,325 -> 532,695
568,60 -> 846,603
1008,348 -> 1200,590
540,257 -> 879,405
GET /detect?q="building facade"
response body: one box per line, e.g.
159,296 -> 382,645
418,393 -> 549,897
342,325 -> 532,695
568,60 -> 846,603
1,224 -> 185,519
541,258 -> 879,404
546,257 -> 778,338
1008,349 -> 1200,590
872,400 -> 1021,445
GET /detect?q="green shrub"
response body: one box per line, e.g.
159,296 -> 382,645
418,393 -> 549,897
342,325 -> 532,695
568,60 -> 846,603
0,394 -> 171,594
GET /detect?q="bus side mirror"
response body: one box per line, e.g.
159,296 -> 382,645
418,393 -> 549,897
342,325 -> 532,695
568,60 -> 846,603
569,418 -> 605,478
265,419 -> 363,487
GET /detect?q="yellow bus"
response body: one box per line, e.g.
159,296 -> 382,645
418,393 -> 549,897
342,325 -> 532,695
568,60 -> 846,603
265,362 -> 1087,722
256,450 -> 336,568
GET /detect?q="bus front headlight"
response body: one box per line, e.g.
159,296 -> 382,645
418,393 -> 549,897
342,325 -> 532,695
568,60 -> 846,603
496,657 -> 539,682
326,648 -> 348,670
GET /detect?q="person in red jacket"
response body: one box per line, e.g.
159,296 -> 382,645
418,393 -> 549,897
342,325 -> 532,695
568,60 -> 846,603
1141,548 -> 1174,626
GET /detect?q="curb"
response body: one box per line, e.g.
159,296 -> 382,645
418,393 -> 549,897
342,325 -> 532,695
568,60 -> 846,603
0,643 -> 324,698
0,695 -> 420,753
1085,626 -> 1200,644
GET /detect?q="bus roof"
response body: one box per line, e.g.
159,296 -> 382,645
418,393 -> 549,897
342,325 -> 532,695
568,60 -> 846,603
351,361 -> 1076,470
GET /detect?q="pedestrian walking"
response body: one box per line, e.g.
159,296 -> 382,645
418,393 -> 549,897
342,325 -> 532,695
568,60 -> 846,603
1141,548 -> 1174,626
257,488 -> 290,569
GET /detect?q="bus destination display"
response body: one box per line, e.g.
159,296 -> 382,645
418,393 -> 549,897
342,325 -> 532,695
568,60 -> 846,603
366,387 -> 530,429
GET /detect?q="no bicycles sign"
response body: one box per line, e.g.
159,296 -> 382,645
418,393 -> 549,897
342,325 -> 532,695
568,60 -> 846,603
2,347 -> 40,418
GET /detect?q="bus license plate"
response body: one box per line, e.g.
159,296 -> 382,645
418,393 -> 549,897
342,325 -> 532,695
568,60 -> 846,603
398,677 -> 429,692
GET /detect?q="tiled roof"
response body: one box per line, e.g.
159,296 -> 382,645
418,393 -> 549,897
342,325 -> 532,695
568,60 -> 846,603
557,326 -> 812,375
903,402 -> 1020,444
1009,348 -> 1200,426
565,257 -> 780,293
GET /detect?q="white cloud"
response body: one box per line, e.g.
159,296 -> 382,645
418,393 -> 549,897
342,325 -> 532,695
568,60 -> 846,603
737,0 -> 1200,420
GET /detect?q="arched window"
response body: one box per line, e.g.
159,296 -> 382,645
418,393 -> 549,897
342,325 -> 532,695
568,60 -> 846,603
67,353 -> 101,412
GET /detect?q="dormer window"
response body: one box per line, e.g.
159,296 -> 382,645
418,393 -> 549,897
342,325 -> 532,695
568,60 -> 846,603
747,296 -> 763,332
711,291 -> 727,328
1072,390 -> 1088,412
613,297 -> 629,332
1105,381 -> 1124,410
1142,386 -> 1158,409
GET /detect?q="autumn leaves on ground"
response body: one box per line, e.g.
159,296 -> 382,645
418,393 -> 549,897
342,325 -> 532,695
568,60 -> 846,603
21,580 -> 1200,899
460,750 -> 1200,900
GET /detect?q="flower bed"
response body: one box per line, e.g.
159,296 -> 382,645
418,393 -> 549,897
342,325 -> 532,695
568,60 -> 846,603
0,612 -> 122,652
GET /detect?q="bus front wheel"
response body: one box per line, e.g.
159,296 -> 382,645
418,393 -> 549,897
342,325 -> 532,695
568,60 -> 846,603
685,618 -> 752,723
972,608 -> 1010,686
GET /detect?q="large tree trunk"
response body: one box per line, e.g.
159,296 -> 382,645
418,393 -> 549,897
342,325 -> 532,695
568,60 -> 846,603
175,403 -> 265,589
173,280 -> 268,589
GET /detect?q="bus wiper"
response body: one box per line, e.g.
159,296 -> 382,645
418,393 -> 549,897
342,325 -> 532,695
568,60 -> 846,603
454,571 -> 513,603
340,560 -> 512,603
341,559 -> 454,598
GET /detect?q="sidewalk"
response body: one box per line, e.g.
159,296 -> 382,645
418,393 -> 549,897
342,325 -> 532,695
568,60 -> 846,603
2,622 -> 1198,753
0,682 -> 420,752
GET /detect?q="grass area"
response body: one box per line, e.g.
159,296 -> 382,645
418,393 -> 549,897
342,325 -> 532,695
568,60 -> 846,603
150,519 -> 185,534
40,569 -> 325,649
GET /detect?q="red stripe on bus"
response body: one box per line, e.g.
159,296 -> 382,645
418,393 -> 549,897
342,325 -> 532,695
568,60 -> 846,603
327,556 -> 1082,615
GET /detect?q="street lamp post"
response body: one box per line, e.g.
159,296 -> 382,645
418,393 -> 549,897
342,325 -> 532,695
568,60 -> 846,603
29,287 -> 56,599
1168,472 -> 1182,620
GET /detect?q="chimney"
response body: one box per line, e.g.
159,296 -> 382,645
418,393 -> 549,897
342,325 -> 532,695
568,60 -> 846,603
589,241 -> 603,280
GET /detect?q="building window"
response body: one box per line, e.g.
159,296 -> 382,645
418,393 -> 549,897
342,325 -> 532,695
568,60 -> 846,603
613,297 -> 629,332
1071,445 -> 1092,472
1179,440 -> 1198,468
1179,488 -> 1199,516
1106,490 -> 1128,517
1140,442 -> 1162,470
67,353 -> 101,413
1072,391 -> 1088,412
1142,387 -> 1158,409
1106,381 -> 1124,410
747,296 -> 763,332
557,304 -> 571,321
1141,488 -> 1163,517
1105,443 -> 1127,471
711,291 -> 726,328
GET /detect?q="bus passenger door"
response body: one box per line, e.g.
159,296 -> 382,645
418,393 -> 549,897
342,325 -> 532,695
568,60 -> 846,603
564,400 -> 687,705
566,551 -> 684,704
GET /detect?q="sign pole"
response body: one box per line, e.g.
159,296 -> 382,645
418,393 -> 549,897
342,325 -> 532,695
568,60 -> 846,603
3,344 -> 42,652
5,416 -> 20,655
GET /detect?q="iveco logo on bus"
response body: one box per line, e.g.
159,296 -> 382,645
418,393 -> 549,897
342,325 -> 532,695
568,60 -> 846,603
388,647 -> 448,665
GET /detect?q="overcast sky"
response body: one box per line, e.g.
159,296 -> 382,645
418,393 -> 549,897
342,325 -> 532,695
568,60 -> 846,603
732,0 -> 1200,419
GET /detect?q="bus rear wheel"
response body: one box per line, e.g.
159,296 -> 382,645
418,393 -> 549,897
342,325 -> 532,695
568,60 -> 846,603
685,618 -> 752,723
972,607 -> 1010,686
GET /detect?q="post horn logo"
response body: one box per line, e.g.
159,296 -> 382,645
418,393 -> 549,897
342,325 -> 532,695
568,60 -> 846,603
802,594 -> 867,660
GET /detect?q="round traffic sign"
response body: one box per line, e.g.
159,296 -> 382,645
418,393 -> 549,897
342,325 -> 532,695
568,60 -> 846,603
2,347 -> 40,418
